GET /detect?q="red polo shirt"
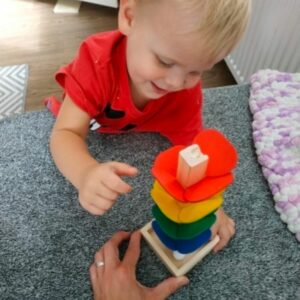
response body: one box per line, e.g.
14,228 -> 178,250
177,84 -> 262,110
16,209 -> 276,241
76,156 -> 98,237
47,30 -> 203,145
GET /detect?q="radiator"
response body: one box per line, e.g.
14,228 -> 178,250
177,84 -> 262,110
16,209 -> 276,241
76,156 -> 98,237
225,0 -> 300,84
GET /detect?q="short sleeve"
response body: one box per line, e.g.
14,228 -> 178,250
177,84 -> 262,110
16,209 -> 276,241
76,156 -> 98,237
55,37 -> 107,118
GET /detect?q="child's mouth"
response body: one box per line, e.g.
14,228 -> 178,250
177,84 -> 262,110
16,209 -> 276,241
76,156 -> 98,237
151,82 -> 168,95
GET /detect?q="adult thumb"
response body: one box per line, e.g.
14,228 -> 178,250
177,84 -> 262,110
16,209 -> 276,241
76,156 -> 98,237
151,276 -> 189,299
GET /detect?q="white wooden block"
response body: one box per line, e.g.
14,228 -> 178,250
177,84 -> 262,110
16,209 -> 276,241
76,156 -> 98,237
176,144 -> 209,188
141,221 -> 219,277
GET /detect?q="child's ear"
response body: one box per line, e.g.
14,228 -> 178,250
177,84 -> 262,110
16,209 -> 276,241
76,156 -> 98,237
118,0 -> 136,35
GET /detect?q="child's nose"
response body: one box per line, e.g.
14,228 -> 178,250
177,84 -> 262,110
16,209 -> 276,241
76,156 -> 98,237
165,69 -> 185,91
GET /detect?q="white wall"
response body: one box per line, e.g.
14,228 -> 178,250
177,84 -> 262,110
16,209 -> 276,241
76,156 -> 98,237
226,0 -> 300,83
81,0 -> 118,8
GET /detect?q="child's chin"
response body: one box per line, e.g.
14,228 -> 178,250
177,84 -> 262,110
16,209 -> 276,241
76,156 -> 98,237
140,87 -> 169,100
150,92 -> 169,99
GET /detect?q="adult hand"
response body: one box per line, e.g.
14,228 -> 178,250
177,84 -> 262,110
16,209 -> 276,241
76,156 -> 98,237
90,231 -> 189,300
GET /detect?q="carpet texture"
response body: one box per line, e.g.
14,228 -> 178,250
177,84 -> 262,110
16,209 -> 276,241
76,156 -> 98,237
0,64 -> 28,120
0,84 -> 299,299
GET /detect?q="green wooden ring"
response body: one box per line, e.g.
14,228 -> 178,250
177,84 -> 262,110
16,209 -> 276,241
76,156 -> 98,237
152,204 -> 216,240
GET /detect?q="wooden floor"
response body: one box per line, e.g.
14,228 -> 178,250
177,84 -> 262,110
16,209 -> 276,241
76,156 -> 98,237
0,0 -> 236,112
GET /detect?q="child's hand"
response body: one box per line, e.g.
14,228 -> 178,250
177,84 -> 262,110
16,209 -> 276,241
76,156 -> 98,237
78,161 -> 138,215
211,208 -> 235,252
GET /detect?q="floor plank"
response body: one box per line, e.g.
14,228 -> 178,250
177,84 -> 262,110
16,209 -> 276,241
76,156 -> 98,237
0,0 -> 236,111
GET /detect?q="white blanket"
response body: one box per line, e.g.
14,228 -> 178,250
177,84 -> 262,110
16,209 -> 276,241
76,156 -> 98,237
249,69 -> 300,242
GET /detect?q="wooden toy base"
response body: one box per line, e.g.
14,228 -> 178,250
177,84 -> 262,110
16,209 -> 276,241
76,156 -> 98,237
141,221 -> 220,277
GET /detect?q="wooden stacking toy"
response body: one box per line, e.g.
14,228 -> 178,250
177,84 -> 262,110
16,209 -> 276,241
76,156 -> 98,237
141,129 -> 238,276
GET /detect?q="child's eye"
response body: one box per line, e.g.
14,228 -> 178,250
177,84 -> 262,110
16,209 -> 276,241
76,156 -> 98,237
157,56 -> 174,68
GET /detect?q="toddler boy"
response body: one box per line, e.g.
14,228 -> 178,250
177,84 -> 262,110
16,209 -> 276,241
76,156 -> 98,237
48,0 -> 251,251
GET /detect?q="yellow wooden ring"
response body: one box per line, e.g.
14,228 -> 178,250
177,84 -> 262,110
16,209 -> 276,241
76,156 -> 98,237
151,181 -> 223,223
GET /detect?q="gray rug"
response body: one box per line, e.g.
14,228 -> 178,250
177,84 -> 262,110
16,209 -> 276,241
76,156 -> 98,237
0,84 -> 299,299
0,64 -> 28,120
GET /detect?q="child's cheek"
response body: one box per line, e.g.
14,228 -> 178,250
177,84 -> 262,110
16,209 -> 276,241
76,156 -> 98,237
185,77 -> 201,89
138,63 -> 165,82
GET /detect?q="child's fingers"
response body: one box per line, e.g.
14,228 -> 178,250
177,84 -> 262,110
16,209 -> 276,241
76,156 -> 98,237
109,162 -> 138,177
81,201 -> 108,216
79,192 -> 116,215
103,172 -> 133,194
213,227 -> 234,252
228,224 -> 236,236
229,218 -> 236,228
96,182 -> 119,201
213,237 -> 228,252
211,223 -> 218,237
78,162 -> 138,215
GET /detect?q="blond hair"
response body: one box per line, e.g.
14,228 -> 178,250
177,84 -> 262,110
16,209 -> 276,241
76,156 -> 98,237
137,0 -> 251,60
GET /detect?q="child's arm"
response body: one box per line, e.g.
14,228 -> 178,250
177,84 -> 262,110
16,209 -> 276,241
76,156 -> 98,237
50,95 -> 138,215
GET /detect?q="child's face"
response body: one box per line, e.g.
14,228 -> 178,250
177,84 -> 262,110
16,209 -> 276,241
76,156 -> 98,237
119,0 -> 225,102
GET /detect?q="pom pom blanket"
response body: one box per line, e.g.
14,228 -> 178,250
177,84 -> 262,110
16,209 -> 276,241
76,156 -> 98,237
249,69 -> 300,241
